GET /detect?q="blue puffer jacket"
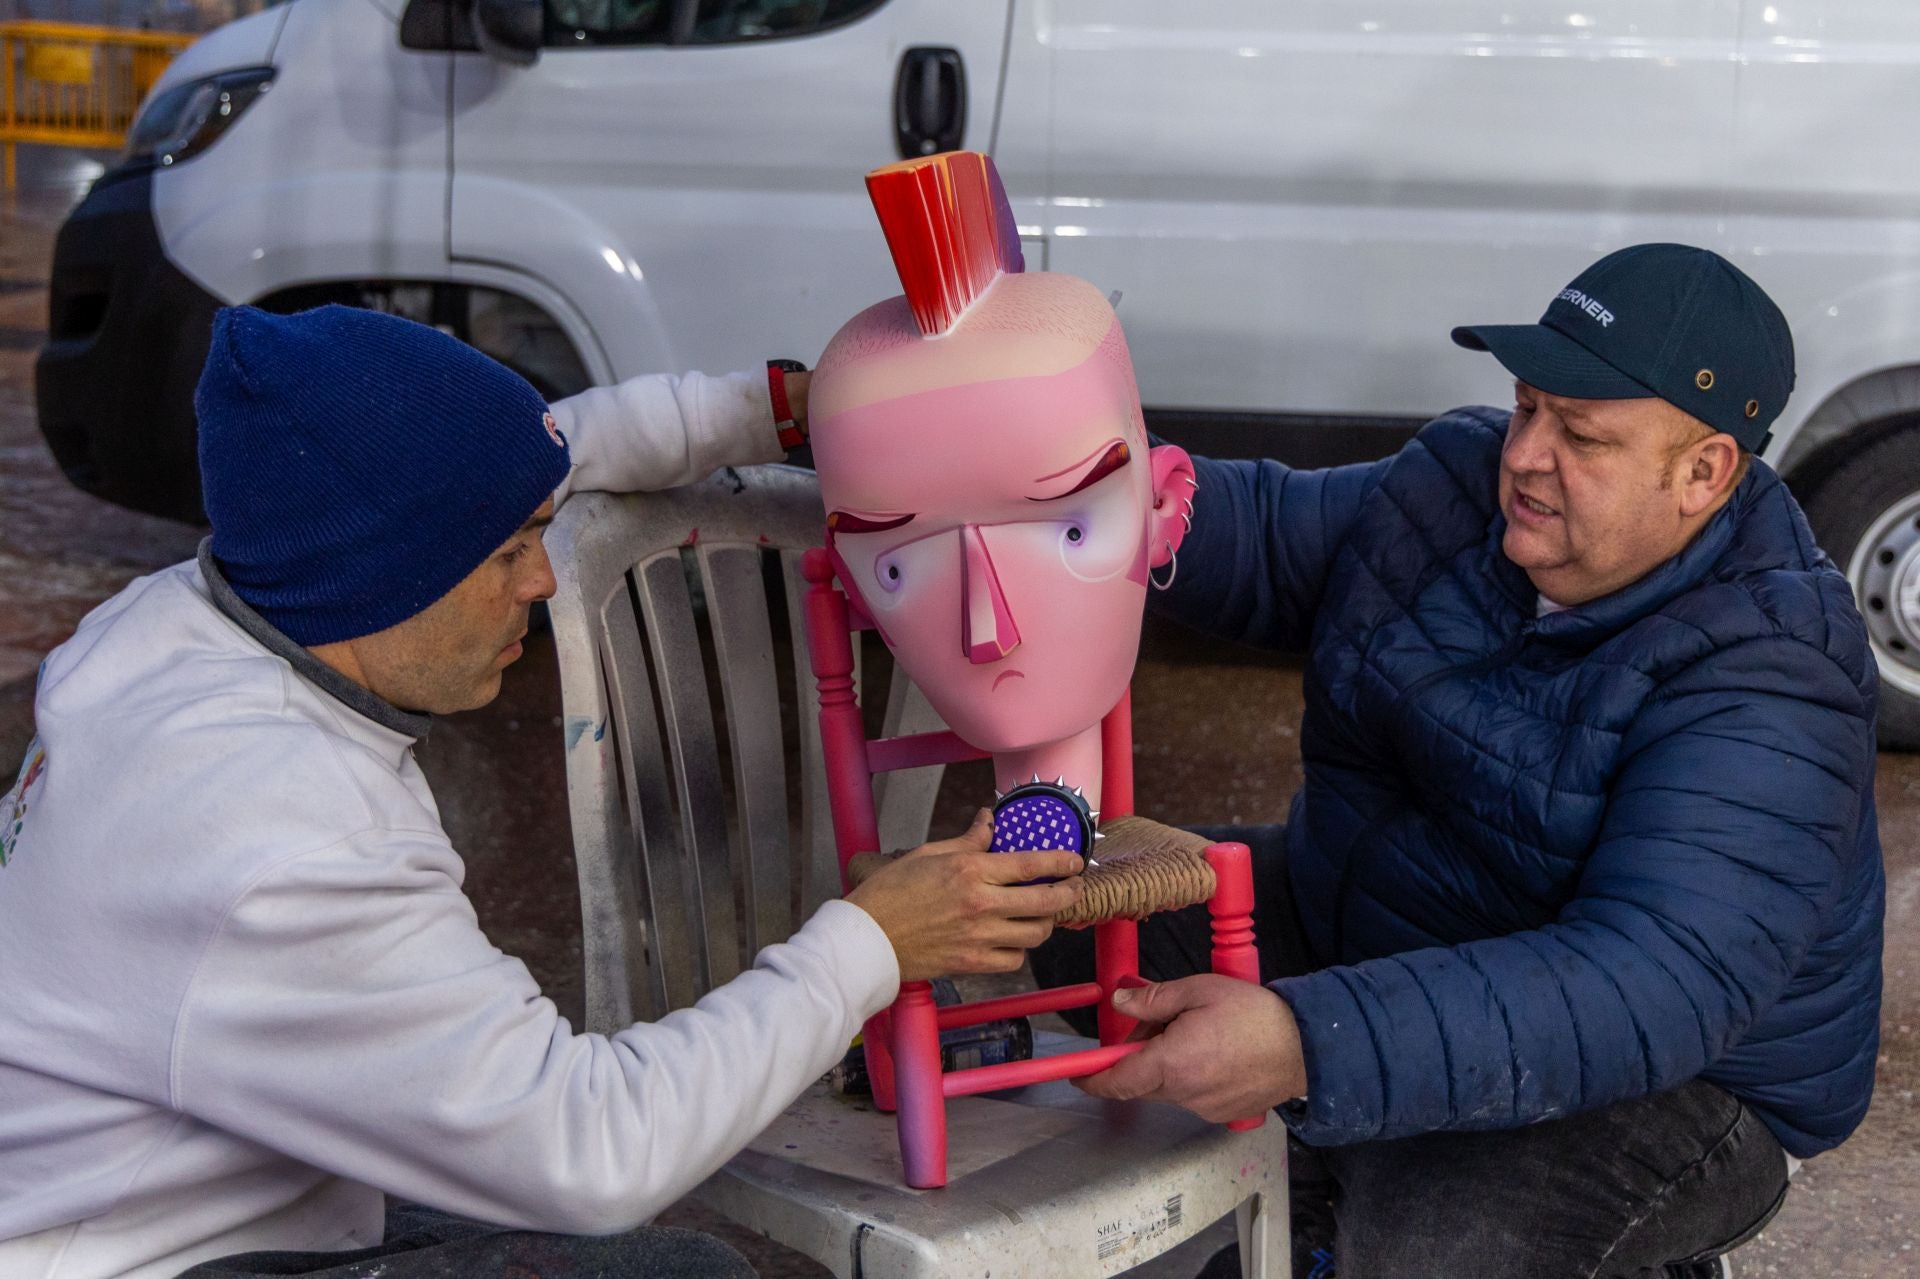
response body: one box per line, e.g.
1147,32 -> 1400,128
1159,407 -> 1884,1158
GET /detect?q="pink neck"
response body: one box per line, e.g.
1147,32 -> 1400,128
993,723 -> 1103,814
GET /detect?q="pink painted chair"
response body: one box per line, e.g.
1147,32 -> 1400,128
800,547 -> 1266,1192
546,470 -> 1284,1274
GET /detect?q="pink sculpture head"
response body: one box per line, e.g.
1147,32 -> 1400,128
810,153 -> 1194,806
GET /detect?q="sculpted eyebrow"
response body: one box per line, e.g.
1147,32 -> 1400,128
1028,441 -> 1131,502
826,511 -> 917,534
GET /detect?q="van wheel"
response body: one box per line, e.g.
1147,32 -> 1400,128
1801,421 -> 1920,750
252,281 -> 592,400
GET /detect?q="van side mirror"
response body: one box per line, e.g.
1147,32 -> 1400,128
472,0 -> 542,65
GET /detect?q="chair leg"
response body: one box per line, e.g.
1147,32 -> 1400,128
891,980 -> 948,1188
1236,1188 -> 1285,1279
863,1009 -> 897,1113
1206,842 -> 1266,1132
1205,841 -> 1259,984
1093,919 -> 1140,1045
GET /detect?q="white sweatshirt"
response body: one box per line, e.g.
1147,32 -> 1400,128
0,372 -> 899,1279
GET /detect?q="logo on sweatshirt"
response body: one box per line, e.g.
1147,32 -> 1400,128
542,412 -> 566,449
0,738 -> 46,868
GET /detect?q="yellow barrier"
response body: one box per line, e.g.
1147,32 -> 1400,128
1,20 -> 194,189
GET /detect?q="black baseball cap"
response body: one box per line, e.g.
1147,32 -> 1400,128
1452,243 -> 1796,453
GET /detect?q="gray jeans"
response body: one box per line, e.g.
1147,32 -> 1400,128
175,1203 -> 755,1279
1030,823 -> 1791,1279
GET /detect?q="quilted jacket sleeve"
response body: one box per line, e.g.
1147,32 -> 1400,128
1152,453 -> 1391,653
1272,631 -> 1877,1145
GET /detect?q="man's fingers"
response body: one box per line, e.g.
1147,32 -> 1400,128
983,946 -> 1029,973
942,945 -> 1034,976
972,915 -> 1055,952
1109,977 -> 1201,1025
1027,879 -> 1086,916
962,807 -> 995,848
978,849 -> 1084,885
1075,1044 -> 1167,1102
979,878 -> 1084,920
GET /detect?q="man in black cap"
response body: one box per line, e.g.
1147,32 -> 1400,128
1037,244 -> 1883,1277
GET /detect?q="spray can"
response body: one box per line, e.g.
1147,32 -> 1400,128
830,979 -> 1035,1096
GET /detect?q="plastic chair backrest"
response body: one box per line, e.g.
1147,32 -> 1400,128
545,466 -> 944,1030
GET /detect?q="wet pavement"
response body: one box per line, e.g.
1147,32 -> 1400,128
3,150 -> 1917,1276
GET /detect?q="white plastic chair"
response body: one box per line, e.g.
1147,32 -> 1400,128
545,465 -> 1287,1278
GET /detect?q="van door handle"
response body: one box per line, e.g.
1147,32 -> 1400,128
895,47 -> 966,158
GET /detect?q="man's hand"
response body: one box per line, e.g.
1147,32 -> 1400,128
846,809 -> 1084,981
1076,975 -> 1307,1123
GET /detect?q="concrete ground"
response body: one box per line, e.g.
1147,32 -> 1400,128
3,149 -> 1916,1276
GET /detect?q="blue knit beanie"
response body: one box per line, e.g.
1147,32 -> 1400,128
196,305 -> 572,646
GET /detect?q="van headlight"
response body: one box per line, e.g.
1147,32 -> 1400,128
125,67 -> 275,169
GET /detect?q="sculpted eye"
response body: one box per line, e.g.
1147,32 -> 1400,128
852,534 -> 940,611
1045,492 -> 1133,584
1057,520 -> 1096,564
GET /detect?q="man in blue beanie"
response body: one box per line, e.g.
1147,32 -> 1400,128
1036,245 -> 1883,1278
0,305 -> 1086,1279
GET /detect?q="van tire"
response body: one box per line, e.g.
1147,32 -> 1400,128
1800,420 -> 1920,751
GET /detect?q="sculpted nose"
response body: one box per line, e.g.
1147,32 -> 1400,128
960,524 -> 1020,664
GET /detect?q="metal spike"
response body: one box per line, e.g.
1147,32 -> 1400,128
993,790 -> 1004,802
1090,809 -> 1100,822
1053,775 -> 1066,787
1031,772 -> 1041,784
1072,786 -> 1084,798
1094,831 -> 1107,842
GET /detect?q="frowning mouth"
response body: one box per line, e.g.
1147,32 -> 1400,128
991,670 -> 1026,691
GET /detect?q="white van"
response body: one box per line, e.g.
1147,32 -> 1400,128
36,0 -> 1920,744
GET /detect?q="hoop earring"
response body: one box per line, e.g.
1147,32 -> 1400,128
1150,541 -> 1178,591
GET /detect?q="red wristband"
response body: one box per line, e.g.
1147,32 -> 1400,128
768,359 -> 807,451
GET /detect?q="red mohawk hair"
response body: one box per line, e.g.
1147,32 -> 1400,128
865,151 -> 1026,338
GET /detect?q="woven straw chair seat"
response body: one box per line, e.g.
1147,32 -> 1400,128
1053,815 -> 1218,928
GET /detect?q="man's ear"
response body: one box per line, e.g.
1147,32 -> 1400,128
1148,443 -> 1197,565
1679,434 -> 1741,517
